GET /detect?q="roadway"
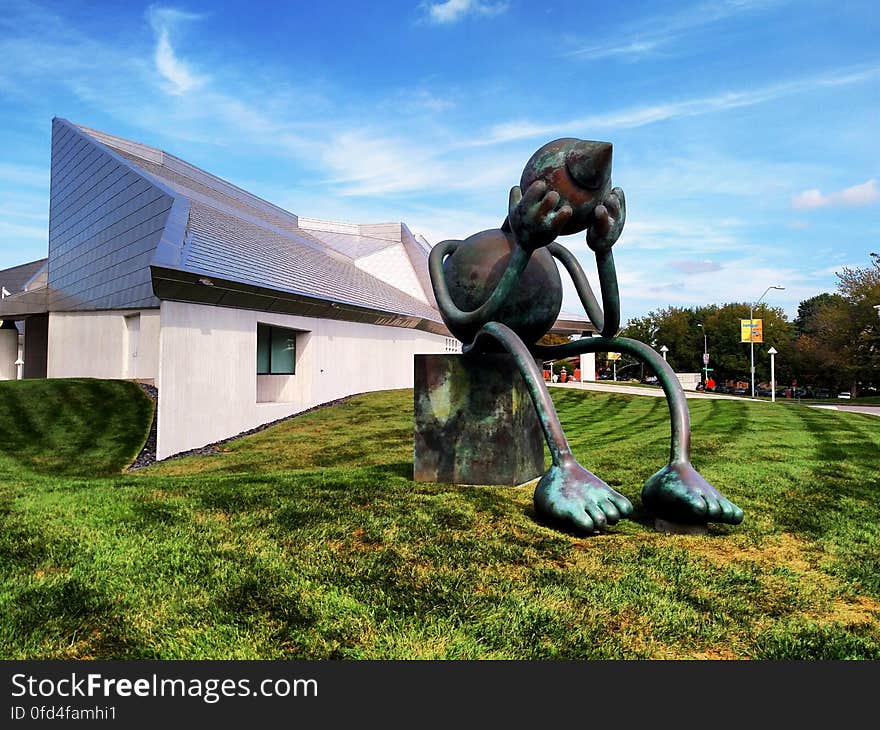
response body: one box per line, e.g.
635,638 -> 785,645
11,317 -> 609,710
550,381 -> 880,416
549,380 -> 753,400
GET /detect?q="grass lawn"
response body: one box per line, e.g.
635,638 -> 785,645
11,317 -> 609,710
1,379 -> 878,659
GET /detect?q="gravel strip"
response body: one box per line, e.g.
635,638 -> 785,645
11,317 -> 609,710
129,383 -> 159,470
127,389 -> 361,471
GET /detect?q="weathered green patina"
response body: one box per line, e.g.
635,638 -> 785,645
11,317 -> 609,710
425,137 -> 744,534
413,353 -> 544,486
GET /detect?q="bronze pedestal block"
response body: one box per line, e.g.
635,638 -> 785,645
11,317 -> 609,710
413,353 -> 544,486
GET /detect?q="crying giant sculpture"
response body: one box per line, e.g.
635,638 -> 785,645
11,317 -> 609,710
418,138 -> 743,535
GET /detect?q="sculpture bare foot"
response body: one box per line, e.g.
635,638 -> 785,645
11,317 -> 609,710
641,461 -> 743,525
534,456 -> 633,534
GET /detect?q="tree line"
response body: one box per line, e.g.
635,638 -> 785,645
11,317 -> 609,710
607,253 -> 880,396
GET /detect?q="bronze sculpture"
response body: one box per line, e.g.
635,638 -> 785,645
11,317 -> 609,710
428,138 -> 743,534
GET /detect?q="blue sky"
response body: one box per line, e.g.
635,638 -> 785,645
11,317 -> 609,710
1,0 -> 878,321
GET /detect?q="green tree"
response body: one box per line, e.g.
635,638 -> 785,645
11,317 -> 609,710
825,254 -> 880,395
622,303 -> 794,386
786,254 -> 879,395
795,292 -> 845,336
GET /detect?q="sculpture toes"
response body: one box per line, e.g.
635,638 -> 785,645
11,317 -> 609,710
719,498 -> 744,525
599,499 -> 620,524
611,492 -> 634,517
731,503 -> 744,524
559,505 -> 595,535
684,492 -> 708,519
703,495 -> 722,520
585,502 -> 608,531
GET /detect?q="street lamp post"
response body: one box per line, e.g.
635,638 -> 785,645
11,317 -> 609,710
697,323 -> 708,384
750,285 -> 785,397
660,345 -> 669,361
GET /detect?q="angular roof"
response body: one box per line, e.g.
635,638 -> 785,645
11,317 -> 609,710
1,120 -> 594,336
0,258 -> 47,297
0,259 -> 50,318
70,121 -> 442,330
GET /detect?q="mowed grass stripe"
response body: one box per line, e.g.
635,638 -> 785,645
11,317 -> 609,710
0,381 -> 877,659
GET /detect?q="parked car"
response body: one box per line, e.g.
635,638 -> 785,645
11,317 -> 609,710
814,388 -> 831,399
756,386 -> 773,397
838,391 -> 852,399
713,384 -> 730,394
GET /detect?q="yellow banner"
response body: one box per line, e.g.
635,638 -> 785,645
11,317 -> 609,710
607,352 -> 622,360
740,319 -> 763,343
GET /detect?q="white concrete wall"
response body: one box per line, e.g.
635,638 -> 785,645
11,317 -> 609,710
0,329 -> 17,380
156,300 -> 450,459
676,372 -> 702,391
47,310 -> 160,380
579,353 -> 596,381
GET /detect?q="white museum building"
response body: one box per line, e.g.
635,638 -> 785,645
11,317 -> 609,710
0,119 -> 594,460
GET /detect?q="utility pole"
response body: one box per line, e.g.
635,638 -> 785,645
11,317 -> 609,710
697,323 -> 708,384
751,285 -> 785,397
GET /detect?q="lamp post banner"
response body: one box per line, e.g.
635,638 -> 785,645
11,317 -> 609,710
740,319 -> 763,343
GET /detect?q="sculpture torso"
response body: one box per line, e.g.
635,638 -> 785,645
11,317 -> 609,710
441,228 -> 562,345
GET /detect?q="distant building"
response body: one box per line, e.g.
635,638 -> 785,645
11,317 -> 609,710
0,119 -> 593,459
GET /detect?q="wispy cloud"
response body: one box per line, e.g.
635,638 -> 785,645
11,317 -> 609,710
478,64 -> 880,145
566,0 -> 783,61
669,259 -> 723,274
147,5 -> 207,95
406,89 -> 456,112
0,219 -> 48,243
0,162 -> 48,188
791,179 -> 879,210
424,0 -> 508,25
319,132 -> 444,196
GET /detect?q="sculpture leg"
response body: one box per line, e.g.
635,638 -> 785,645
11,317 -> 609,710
533,336 -> 743,526
467,322 -> 633,534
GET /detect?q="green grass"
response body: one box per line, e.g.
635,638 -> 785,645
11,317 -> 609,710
1,379 -> 878,659
0,378 -> 154,476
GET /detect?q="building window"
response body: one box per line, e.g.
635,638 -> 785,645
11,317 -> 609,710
257,323 -> 296,374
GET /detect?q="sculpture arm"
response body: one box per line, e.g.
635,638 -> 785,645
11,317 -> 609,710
428,180 -> 572,330
547,243 -> 620,338
550,185 -> 625,337
428,238 -> 531,327
533,336 -> 689,464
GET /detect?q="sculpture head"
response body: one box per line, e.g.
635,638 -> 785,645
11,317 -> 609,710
519,138 -> 613,236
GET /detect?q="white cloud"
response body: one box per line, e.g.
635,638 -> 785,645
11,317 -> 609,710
407,90 -> 456,112
605,254 -> 811,321
791,179 -> 879,209
477,64 -> 880,146
425,0 -> 508,24
147,5 -> 207,95
669,259 -> 723,274
567,0 -> 784,61
318,132 -> 445,196
0,162 -> 48,188
791,189 -> 827,209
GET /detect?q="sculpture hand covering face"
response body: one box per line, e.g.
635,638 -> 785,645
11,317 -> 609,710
429,138 -> 743,534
